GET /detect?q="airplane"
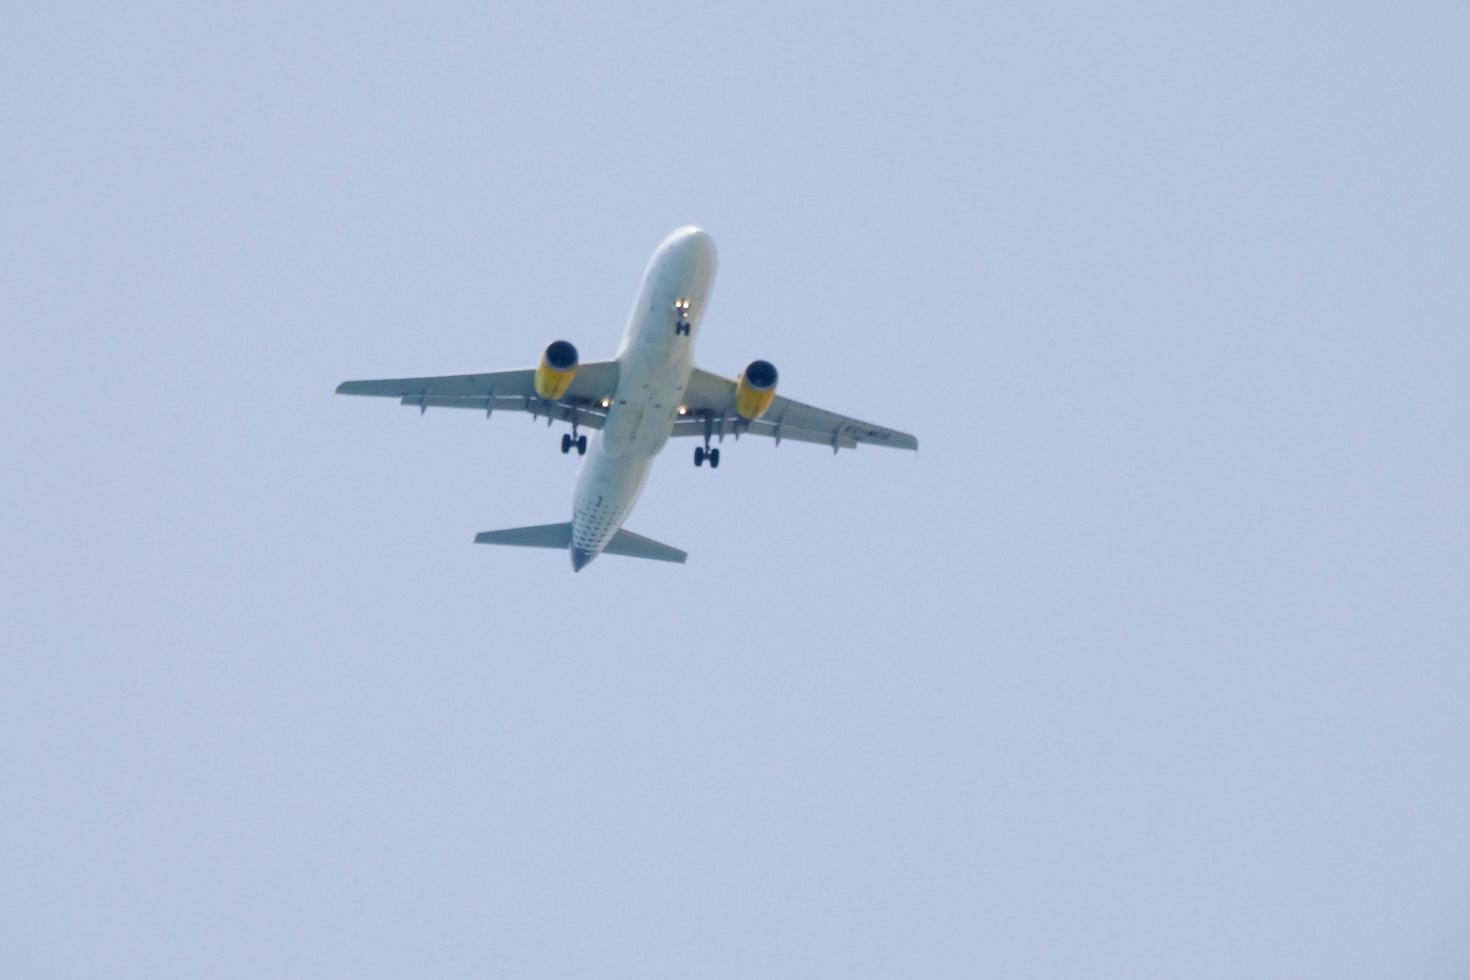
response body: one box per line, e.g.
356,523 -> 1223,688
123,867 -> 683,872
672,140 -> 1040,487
336,227 -> 918,571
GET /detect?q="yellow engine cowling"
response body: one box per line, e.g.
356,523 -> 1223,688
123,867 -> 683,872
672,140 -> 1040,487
735,359 -> 779,420
534,340 -> 579,400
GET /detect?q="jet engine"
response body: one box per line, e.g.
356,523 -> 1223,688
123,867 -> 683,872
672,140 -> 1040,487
735,359 -> 778,420
534,340 -> 579,400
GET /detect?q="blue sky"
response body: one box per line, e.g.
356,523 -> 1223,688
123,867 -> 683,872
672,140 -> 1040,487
3,2 -> 1467,976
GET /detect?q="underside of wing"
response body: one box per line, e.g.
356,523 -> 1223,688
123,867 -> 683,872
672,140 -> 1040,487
675,368 -> 918,451
336,361 -> 620,428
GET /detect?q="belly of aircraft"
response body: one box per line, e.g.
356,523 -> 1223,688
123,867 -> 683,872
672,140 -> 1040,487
571,450 -> 651,554
602,352 -> 690,459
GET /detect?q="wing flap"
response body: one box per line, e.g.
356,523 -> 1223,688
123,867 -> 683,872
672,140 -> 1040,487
400,394 -> 607,428
670,416 -> 859,449
336,361 -> 620,412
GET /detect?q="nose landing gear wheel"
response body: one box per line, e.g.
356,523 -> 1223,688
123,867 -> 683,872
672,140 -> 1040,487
560,433 -> 572,454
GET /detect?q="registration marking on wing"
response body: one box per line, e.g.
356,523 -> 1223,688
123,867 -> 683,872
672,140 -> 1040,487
843,423 -> 891,442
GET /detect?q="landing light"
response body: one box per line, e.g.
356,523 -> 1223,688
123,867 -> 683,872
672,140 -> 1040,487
601,398 -> 611,408
678,406 -> 688,415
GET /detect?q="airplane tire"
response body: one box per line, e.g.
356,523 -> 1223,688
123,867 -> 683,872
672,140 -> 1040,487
561,433 -> 572,454
709,448 -> 720,469
694,446 -> 705,467
576,435 -> 587,455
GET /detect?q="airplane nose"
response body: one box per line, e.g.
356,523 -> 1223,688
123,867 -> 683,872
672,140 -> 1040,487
570,547 -> 594,572
684,227 -> 715,262
666,226 -> 717,270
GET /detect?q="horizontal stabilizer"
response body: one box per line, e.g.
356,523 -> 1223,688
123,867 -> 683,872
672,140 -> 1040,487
474,522 -> 572,549
474,522 -> 686,565
604,528 -> 687,564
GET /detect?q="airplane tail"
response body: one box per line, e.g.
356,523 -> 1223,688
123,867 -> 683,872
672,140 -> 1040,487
602,529 -> 687,564
474,522 -> 572,549
474,523 -> 686,564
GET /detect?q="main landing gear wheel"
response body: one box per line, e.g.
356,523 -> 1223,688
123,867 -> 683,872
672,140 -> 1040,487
561,433 -> 572,454
709,447 -> 720,468
694,446 -> 705,466
576,434 -> 587,455
694,446 -> 721,468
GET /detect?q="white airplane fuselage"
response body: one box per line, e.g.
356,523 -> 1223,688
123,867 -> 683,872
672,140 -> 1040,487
336,226 -> 919,568
570,227 -> 717,570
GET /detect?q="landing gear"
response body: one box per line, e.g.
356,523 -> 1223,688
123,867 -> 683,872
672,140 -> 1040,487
561,412 -> 589,456
674,297 -> 692,335
693,411 -> 721,468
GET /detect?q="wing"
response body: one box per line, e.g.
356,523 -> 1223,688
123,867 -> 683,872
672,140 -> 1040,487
335,361 -> 620,429
674,367 -> 918,451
